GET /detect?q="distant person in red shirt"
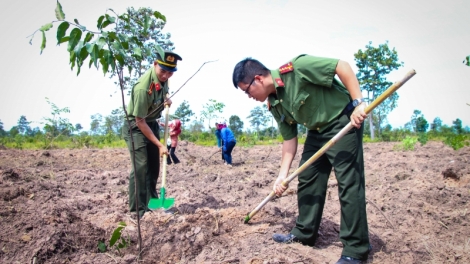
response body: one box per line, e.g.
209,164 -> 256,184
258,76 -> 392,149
160,119 -> 182,165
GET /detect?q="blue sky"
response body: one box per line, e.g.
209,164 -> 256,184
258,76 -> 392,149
1,0 -> 469,131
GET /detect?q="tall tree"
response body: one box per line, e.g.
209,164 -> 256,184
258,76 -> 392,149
200,99 -> 225,130
0,120 -> 6,136
415,116 -> 429,133
103,108 -> 124,134
75,123 -> 83,132
247,106 -> 270,132
354,41 -> 403,139
17,115 -> 31,135
452,118 -> 463,134
430,117 -> 442,132
90,114 -> 103,135
174,100 -> 194,128
112,7 -> 174,93
228,115 -> 244,136
188,120 -> 204,133
42,98 -> 74,137
410,110 -> 428,133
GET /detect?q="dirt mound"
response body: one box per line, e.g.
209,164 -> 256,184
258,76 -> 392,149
0,141 -> 469,263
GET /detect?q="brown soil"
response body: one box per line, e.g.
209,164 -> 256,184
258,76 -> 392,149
1,141 -> 469,264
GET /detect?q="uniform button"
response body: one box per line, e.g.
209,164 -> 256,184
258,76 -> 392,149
301,101 -> 304,104
290,121 -> 293,124
280,99 -> 283,103
291,112 -> 294,115
316,127 -> 320,131
304,123 -> 306,125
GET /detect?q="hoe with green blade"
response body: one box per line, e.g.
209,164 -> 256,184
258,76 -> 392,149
148,104 -> 175,210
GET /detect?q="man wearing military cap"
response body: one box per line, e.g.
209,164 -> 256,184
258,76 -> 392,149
122,47 -> 182,218
232,55 -> 370,264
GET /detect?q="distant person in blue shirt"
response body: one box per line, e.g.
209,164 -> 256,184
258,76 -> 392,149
214,121 -> 224,162
218,121 -> 236,167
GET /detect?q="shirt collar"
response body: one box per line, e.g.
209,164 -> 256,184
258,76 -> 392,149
267,69 -> 284,108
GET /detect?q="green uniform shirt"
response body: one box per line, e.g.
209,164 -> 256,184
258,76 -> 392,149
126,66 -> 169,122
268,55 -> 351,140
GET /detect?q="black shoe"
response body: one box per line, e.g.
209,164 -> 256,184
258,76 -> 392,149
336,256 -> 363,264
273,233 -> 297,243
272,233 -> 314,246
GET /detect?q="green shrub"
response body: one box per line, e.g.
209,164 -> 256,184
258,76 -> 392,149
417,132 -> 428,146
444,134 -> 469,150
394,136 -> 418,151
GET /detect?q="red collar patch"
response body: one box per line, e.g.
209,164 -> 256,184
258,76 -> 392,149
279,62 -> 293,74
275,78 -> 284,87
148,83 -> 162,95
267,100 -> 271,111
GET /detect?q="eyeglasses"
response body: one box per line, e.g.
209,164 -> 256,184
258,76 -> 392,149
244,77 -> 256,95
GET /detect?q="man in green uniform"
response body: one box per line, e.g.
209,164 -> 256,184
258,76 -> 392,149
232,55 -> 370,264
122,49 -> 182,218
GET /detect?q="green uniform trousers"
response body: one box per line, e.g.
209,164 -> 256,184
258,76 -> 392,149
122,120 -> 160,217
291,112 -> 370,260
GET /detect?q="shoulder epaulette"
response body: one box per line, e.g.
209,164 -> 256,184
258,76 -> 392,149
279,62 -> 293,74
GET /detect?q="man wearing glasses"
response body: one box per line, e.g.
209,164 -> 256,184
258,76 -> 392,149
123,48 -> 182,219
232,55 -> 370,264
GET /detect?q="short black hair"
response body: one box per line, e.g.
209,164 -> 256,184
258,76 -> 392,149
232,58 -> 269,88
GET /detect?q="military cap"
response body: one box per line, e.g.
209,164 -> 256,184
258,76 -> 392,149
156,50 -> 183,72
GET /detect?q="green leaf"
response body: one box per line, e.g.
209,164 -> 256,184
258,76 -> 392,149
97,15 -> 105,29
40,31 -> 46,54
69,50 -> 76,69
105,14 -> 116,23
96,37 -> 106,50
79,46 -> 88,61
58,36 -> 70,44
121,41 -> 129,50
133,47 -> 142,58
118,14 -> 129,23
40,23 -> 53,32
115,53 -> 124,67
74,18 -> 80,25
55,0 -> 66,20
74,40 -> 84,55
107,32 -> 117,41
109,222 -> 126,247
101,20 -> 111,29
155,44 -> 165,60
67,28 -> 82,52
100,49 -> 110,75
91,45 -> 100,69
108,50 -> 116,73
84,32 -> 94,43
153,11 -> 166,22
85,43 -> 94,54
143,15 -> 150,33
57,22 -> 69,44
464,56 -> 470,66
97,241 -> 107,252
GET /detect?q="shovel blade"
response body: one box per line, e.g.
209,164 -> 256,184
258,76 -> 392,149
148,187 -> 175,210
148,197 -> 175,210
